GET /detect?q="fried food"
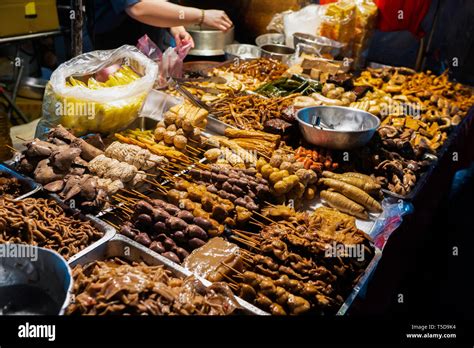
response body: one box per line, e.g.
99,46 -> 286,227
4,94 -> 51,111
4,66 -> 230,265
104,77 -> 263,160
67,258 -> 240,315
0,197 -> 103,259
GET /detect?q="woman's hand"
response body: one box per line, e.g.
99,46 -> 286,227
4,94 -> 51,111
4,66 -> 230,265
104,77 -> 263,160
170,26 -> 195,48
203,10 -> 233,31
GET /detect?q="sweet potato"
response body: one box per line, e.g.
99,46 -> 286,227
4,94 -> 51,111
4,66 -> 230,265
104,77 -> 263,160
319,178 -> 382,213
320,190 -> 368,220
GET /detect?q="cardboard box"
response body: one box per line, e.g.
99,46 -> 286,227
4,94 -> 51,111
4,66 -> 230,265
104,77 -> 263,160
0,0 -> 59,38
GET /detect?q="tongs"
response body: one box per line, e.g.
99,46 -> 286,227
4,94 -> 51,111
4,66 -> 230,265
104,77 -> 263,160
312,115 -> 333,130
168,78 -> 210,111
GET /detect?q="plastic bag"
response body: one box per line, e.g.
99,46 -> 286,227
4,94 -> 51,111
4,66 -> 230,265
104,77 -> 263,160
266,10 -> 293,34
140,89 -> 182,121
155,42 -> 192,88
136,34 -> 192,89
37,45 -> 158,138
283,5 -> 327,47
137,34 -> 162,61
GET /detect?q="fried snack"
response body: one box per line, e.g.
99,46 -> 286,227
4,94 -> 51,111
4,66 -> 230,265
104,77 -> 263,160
183,237 -> 244,283
319,177 -> 382,213
214,58 -> 288,83
210,93 -> 295,131
257,149 -> 318,207
322,171 -> 381,195
67,258 -> 240,315
0,197 -> 103,259
0,174 -> 24,197
120,198 -> 226,263
294,146 -> 339,173
104,141 -> 168,171
320,190 -> 368,220
227,207 -> 374,315
223,128 -> 281,159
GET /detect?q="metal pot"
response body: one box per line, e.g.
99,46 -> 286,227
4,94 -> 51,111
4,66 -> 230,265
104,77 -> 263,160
17,77 -> 47,100
260,44 -> 295,65
255,33 -> 285,47
296,106 -> 380,150
0,245 -> 72,315
293,32 -> 346,58
186,25 -> 235,56
224,44 -> 261,60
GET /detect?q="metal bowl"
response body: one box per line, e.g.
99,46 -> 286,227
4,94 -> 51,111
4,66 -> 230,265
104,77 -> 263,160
255,33 -> 285,47
17,77 -> 48,100
293,32 -> 346,57
0,245 -> 72,315
186,25 -> 235,56
296,106 -> 380,150
260,44 -> 295,64
225,44 -> 261,60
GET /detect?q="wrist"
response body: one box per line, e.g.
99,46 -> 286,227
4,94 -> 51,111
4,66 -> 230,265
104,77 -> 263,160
198,9 -> 205,26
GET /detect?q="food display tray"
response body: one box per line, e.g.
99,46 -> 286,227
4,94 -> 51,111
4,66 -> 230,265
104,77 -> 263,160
336,245 -> 382,315
45,192 -> 117,264
0,163 -> 42,200
68,234 -> 269,316
381,105 -> 474,201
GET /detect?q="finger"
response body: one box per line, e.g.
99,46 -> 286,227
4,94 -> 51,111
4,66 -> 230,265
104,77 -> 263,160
221,21 -> 232,30
223,17 -> 233,28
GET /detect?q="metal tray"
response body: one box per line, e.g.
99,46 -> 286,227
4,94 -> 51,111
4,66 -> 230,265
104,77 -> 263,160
381,105 -> 474,201
337,245 -> 382,315
0,163 -> 42,200
69,234 -> 268,315
46,192 -> 117,263
304,197 -> 383,237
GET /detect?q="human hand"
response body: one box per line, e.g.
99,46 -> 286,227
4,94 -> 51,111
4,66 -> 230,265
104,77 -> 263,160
170,26 -> 195,48
202,10 -> 233,31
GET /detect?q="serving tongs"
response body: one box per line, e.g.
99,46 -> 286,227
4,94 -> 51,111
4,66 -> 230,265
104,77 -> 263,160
312,115 -> 333,130
168,78 -> 211,111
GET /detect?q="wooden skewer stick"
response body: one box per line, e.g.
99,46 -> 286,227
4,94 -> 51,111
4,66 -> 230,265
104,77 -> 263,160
252,210 -> 276,225
4,144 -> 17,152
103,219 -> 120,230
220,261 -> 243,275
230,236 -> 261,251
217,271 -> 239,285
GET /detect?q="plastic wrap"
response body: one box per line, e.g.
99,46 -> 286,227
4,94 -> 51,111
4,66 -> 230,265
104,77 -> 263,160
283,5 -> 326,47
37,45 -> 158,138
370,197 -> 414,250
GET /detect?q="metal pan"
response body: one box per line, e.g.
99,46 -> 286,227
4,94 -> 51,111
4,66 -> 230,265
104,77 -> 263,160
380,106 -> 474,201
337,245 -> 382,315
0,163 -> 42,200
45,193 -> 116,263
69,234 -> 268,315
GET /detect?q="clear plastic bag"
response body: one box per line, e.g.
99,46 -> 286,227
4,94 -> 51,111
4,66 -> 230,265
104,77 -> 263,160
283,5 -> 327,47
36,45 -> 158,138
137,34 -> 192,89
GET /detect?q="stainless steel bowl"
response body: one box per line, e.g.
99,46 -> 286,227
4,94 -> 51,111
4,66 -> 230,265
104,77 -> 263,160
260,44 -> 295,64
186,25 -> 235,56
18,77 -> 48,100
255,33 -> 285,47
0,245 -> 72,315
296,106 -> 380,150
225,44 -> 261,60
293,32 -> 346,57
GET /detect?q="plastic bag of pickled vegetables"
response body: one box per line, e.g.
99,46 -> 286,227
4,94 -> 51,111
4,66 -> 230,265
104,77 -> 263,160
36,45 -> 158,138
